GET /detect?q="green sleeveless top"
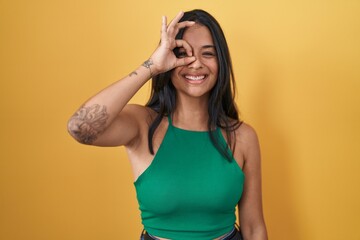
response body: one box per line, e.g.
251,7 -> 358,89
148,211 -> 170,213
134,116 -> 245,239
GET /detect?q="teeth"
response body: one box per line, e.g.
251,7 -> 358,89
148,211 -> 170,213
185,75 -> 205,81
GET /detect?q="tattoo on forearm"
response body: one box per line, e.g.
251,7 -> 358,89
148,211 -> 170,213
142,59 -> 153,69
142,59 -> 153,77
68,104 -> 109,144
129,71 -> 138,77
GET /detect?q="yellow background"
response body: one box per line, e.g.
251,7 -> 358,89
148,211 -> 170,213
1,0 -> 359,239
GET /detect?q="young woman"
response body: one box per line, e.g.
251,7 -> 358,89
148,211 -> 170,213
68,9 -> 267,240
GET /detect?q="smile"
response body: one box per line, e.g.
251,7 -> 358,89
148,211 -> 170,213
184,75 -> 206,81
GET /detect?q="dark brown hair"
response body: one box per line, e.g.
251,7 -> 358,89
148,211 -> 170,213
146,9 -> 242,160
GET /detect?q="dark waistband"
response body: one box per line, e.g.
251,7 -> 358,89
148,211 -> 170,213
140,226 -> 243,240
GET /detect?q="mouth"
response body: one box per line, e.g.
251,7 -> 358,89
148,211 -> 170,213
184,74 -> 207,83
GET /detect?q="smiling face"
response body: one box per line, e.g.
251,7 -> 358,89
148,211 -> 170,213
171,24 -> 218,100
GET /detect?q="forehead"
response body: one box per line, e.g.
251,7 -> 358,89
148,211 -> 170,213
182,24 -> 214,48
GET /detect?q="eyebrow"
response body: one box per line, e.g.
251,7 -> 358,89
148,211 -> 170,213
178,45 -> 215,50
202,45 -> 215,49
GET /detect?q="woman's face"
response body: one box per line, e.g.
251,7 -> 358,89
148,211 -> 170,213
171,24 -> 218,100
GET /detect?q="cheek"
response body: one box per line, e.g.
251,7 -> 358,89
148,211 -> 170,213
209,62 -> 219,75
171,66 -> 183,77
170,69 -> 181,87
214,64 -> 219,74
203,58 -> 218,73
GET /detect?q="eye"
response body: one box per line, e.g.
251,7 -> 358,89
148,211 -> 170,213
202,51 -> 216,58
177,51 -> 187,58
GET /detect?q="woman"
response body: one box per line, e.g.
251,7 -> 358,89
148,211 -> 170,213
68,9 -> 267,240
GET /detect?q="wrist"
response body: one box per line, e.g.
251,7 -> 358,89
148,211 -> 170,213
142,58 -> 156,78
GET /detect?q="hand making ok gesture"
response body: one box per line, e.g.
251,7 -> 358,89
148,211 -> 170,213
149,11 -> 197,75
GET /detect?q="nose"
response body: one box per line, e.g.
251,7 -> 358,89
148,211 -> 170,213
187,54 -> 203,69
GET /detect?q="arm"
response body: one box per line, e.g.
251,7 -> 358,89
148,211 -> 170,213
237,124 -> 268,240
67,64 -> 152,146
67,12 -> 196,147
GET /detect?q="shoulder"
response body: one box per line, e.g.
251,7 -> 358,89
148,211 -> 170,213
118,104 -> 159,148
234,122 -> 260,159
122,104 -> 157,123
118,104 -> 158,139
236,122 -> 259,143
123,103 -> 155,115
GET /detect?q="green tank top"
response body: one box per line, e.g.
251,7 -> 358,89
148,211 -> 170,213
134,116 -> 245,239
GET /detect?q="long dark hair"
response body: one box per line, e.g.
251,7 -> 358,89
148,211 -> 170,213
146,9 -> 242,160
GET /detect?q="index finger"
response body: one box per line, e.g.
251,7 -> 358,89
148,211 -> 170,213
167,11 -> 184,30
161,15 -> 167,39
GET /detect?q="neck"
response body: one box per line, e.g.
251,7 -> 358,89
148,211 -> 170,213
172,96 -> 209,131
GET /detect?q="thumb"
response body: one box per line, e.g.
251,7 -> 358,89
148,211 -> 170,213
174,56 -> 196,68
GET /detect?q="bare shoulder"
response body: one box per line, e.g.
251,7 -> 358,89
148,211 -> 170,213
122,104 -> 155,116
236,122 -> 259,143
120,104 -> 159,139
121,104 -> 157,125
234,122 -> 260,159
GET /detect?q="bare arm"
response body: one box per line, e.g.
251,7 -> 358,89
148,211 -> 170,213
67,12 -> 196,146
237,124 -> 268,239
67,64 -> 152,146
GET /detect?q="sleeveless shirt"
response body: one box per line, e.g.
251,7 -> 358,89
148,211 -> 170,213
134,116 -> 245,239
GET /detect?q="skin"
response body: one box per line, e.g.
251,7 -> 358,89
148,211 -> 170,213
68,11 -> 267,240
171,24 -> 218,101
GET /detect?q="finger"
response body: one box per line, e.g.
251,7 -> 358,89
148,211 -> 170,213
176,21 -> 196,30
175,39 -> 193,56
168,21 -> 196,37
161,16 -> 167,39
175,56 -> 196,67
167,11 -> 184,30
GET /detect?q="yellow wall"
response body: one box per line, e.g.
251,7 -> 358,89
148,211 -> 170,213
1,0 -> 359,239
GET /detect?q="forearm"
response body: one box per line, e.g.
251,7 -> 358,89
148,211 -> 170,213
242,227 -> 268,240
80,63 -> 152,117
67,62 -> 153,144
67,12 -> 196,145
